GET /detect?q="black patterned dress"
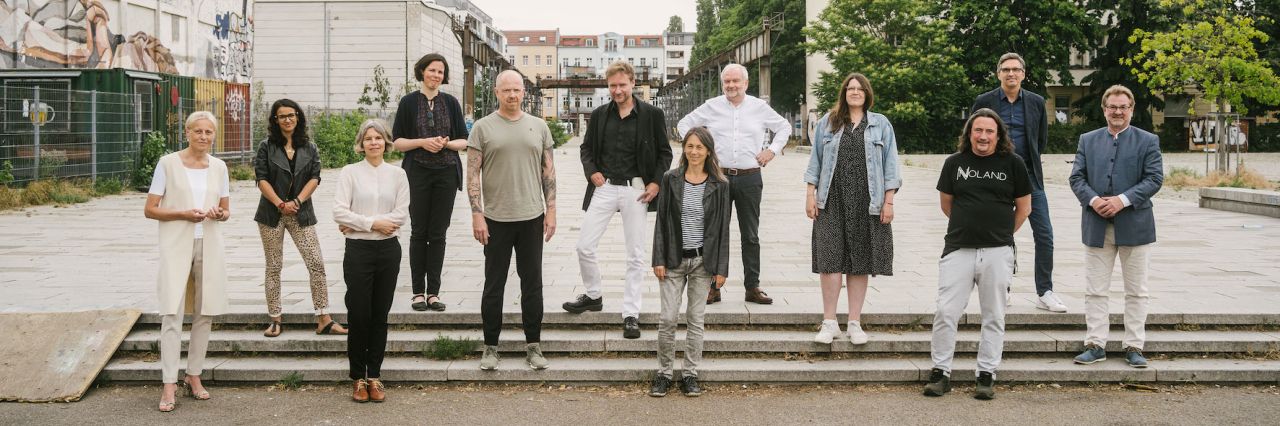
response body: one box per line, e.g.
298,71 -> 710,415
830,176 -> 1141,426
811,118 -> 894,275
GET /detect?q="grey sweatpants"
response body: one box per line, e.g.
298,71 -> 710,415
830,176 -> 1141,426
657,255 -> 711,379
930,246 -> 1013,376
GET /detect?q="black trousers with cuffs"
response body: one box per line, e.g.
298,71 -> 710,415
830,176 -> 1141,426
406,165 -> 458,297
344,237 -> 401,380
481,215 -> 545,346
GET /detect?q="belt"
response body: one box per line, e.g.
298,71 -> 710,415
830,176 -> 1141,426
607,177 -> 637,186
681,247 -> 703,258
722,167 -> 760,176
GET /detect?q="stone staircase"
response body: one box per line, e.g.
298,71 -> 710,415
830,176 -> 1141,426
100,310 -> 1280,385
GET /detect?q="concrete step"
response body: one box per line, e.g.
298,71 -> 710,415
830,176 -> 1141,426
134,309 -> 1280,327
99,355 -> 1280,384
119,329 -> 1280,355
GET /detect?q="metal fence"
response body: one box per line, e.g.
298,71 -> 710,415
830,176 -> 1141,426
1,86 -> 253,185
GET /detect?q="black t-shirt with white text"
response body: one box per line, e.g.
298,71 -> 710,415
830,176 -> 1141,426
936,150 -> 1032,257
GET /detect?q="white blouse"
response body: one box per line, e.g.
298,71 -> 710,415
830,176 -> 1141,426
332,159 -> 410,240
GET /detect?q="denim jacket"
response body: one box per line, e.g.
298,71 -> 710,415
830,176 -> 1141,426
803,111 -> 902,215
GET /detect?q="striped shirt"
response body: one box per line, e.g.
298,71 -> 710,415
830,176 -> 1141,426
681,179 -> 705,249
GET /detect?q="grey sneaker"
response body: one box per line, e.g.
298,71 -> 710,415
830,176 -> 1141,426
1125,347 -> 1148,369
1074,344 -> 1107,365
526,343 -> 549,370
479,345 -> 499,370
974,371 -> 996,400
922,368 -> 951,397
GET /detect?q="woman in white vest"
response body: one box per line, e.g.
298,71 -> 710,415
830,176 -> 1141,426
143,111 -> 231,412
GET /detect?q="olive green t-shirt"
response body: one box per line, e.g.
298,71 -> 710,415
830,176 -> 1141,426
467,111 -> 554,222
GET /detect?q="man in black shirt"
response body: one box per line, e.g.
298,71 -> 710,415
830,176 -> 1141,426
924,109 -> 1031,400
563,61 -> 673,340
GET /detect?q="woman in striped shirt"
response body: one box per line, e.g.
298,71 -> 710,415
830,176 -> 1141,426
649,127 -> 732,398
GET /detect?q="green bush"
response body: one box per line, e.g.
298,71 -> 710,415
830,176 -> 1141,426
1250,122 -> 1280,152
229,163 -> 255,180
1157,118 -> 1189,153
546,118 -> 571,148
0,160 -> 13,185
93,177 -> 124,195
310,109 -> 368,168
132,132 -> 170,189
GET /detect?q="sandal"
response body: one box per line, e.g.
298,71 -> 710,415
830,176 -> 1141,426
183,376 -> 211,400
425,294 -> 446,312
316,320 -> 348,335
158,397 -> 175,412
411,294 -> 429,311
264,320 -> 283,338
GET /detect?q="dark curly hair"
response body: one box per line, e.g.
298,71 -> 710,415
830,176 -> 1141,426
956,108 -> 1013,155
267,98 -> 309,147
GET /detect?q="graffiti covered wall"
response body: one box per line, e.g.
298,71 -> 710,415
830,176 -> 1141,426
0,0 -> 252,82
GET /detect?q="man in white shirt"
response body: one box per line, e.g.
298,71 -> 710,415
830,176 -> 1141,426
676,63 -> 792,305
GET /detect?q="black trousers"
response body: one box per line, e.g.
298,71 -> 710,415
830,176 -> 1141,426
344,237 -> 401,380
406,165 -> 458,296
481,215 -> 544,346
727,173 -> 763,289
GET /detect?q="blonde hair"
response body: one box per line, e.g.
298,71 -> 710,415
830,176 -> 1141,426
605,61 -> 635,80
1101,85 -> 1135,107
185,111 -> 218,129
354,119 -> 392,153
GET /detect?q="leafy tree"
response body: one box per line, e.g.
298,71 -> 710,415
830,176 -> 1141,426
1075,0 -> 1172,130
667,15 -> 685,33
694,0 -> 718,51
1125,0 -> 1280,170
943,0 -> 1101,94
692,0 -> 805,114
357,64 -> 393,116
805,0 -> 970,152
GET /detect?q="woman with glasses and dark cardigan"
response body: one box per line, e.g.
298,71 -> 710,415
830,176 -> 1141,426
392,53 -> 469,312
253,99 -> 347,337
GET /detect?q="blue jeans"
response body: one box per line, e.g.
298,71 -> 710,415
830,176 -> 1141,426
1028,189 -> 1054,295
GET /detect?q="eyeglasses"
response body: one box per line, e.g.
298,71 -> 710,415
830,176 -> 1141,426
1104,105 -> 1133,112
275,113 -> 298,122
998,67 -> 1024,74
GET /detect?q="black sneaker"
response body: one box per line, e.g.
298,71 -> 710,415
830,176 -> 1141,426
679,375 -> 702,397
562,294 -> 603,313
974,371 -> 996,400
649,373 -> 672,397
922,368 -> 951,397
623,317 -> 641,339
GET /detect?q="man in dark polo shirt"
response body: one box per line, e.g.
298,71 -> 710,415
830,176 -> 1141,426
971,52 -> 1066,313
562,61 -> 673,340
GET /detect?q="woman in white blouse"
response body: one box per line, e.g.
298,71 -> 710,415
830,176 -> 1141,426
143,111 -> 231,412
333,118 -> 410,403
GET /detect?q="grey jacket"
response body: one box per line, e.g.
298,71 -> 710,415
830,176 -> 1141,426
652,167 -> 732,277
804,111 -> 902,214
1068,126 -> 1164,248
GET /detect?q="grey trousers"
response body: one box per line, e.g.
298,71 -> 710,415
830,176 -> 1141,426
160,239 -> 213,384
657,255 -> 711,379
930,246 -> 1013,376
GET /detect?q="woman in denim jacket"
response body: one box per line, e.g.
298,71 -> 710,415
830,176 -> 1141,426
803,73 -> 902,345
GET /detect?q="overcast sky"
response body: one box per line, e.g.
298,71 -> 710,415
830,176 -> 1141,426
468,0 -> 697,35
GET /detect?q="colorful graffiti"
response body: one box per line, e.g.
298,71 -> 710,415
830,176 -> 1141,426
209,10 -> 252,81
0,0 -> 178,73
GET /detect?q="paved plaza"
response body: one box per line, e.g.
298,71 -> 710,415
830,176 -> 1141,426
2,137 -> 1279,320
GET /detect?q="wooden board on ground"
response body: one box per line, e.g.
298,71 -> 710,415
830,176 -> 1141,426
0,309 -> 140,402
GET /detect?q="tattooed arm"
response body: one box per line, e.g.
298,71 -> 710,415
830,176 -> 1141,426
542,147 -> 557,242
467,147 -> 488,245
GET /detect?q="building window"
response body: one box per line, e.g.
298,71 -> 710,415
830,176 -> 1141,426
586,38 -> 594,47
587,97 -> 593,108
605,39 -> 617,52
575,97 -> 581,108
170,14 -> 181,42
509,55 -> 515,63
652,58 -> 657,67
640,58 -> 646,67
134,81 -> 154,132
534,56 -> 540,65
563,58 -> 569,66
539,36 -> 546,42
1054,96 -> 1071,124
546,55 -> 553,65
627,57 -> 634,64
627,39 -> 635,47
522,55 -> 528,65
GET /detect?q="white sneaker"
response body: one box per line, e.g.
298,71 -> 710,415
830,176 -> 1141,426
814,320 -> 838,344
847,320 -> 868,345
1035,290 -> 1069,313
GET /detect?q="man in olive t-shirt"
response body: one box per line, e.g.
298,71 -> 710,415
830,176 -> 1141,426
466,70 -> 557,371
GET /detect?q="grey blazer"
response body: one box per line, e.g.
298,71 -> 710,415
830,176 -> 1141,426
1068,126 -> 1164,248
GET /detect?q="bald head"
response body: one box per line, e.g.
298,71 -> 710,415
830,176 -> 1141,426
495,69 -> 526,115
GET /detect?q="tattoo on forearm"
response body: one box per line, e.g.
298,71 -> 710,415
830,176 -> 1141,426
467,147 -> 484,213
542,148 -> 556,208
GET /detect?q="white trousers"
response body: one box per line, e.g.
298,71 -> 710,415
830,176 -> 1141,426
931,246 -> 1013,376
160,239 -> 213,384
577,182 -> 649,319
1084,225 -> 1151,350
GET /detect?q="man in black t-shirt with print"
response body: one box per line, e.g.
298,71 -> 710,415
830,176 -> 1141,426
924,108 -> 1031,401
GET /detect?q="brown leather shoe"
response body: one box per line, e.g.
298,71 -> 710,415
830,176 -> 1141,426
706,287 -> 721,304
367,378 -> 386,402
745,288 -> 773,304
352,379 -> 369,403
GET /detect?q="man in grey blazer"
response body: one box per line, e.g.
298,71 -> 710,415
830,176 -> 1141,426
1067,85 -> 1164,368
971,53 -> 1066,313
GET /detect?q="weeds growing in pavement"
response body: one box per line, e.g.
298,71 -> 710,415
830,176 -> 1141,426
424,335 -> 481,360
277,371 -> 304,390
